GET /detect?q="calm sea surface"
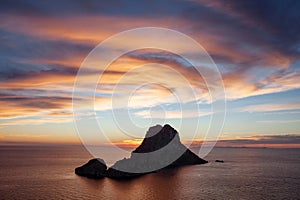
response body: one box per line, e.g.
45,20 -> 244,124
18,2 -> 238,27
0,145 -> 299,199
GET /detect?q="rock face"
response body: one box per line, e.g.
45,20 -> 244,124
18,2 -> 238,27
75,158 -> 107,179
75,124 -> 208,179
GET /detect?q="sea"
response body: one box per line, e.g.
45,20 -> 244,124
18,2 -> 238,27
0,145 -> 299,200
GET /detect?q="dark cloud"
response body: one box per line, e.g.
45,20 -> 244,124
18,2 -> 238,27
220,135 -> 300,145
214,0 -> 300,43
1,0 -> 299,70
0,0 -> 193,17
0,0 -> 299,118
198,0 -> 300,66
0,28 -> 94,82
0,29 -> 104,81
127,49 -> 193,67
0,92 -> 72,109
0,29 -> 92,61
0,60 -> 77,81
0,89 -> 76,119
119,49 -> 210,88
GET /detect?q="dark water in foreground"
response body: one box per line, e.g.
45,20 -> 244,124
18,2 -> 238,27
0,145 -> 299,200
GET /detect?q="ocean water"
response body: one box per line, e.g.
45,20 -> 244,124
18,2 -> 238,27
0,145 -> 299,200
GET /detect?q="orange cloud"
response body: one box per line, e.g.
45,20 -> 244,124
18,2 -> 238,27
0,12 -> 298,128
0,14 -> 188,45
111,139 -> 143,148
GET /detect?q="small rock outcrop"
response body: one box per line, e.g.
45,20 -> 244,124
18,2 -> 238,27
215,160 -> 224,163
75,124 -> 208,179
75,158 -> 107,179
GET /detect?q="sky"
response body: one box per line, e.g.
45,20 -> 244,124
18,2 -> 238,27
0,0 -> 300,148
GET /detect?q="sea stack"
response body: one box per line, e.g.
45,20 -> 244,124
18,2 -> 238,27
75,158 -> 107,179
76,124 -> 208,179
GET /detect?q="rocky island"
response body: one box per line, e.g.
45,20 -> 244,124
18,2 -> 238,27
75,124 -> 208,179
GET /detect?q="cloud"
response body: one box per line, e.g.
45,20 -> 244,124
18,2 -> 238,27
223,68 -> 300,100
0,0 -> 193,18
0,90 -> 74,119
256,119 -> 300,124
186,134 -> 300,148
192,0 -> 300,66
1,48 -> 298,124
259,69 -> 300,92
0,117 -> 73,126
216,134 -> 300,148
134,109 -> 211,119
1,0 -> 298,70
239,103 -> 300,113
0,61 -> 77,82
0,0 -> 299,128
103,50 -> 300,103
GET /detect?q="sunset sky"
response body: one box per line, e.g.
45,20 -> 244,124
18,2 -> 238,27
0,0 -> 299,148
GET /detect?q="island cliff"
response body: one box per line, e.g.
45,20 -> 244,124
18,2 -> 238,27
75,124 -> 208,179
